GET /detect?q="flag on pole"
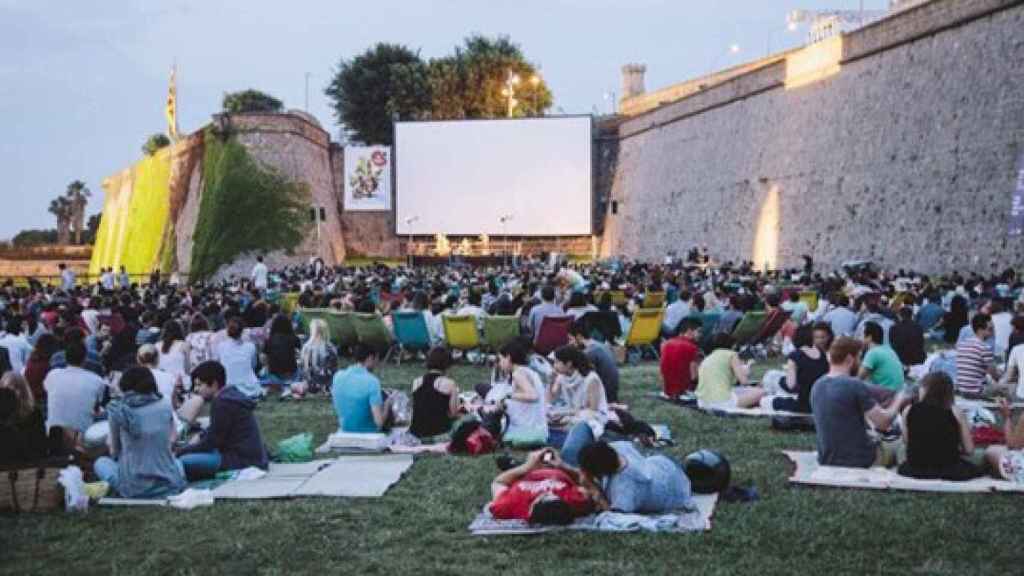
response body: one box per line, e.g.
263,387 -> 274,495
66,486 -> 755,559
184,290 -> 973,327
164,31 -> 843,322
166,65 -> 179,141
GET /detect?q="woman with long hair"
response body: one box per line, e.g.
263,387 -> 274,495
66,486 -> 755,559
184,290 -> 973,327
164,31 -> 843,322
409,347 -> 460,440
0,372 -> 48,465
24,333 -> 61,402
299,319 -> 338,395
548,345 -> 608,466
898,372 -> 983,480
214,317 -> 260,398
157,319 -> 191,389
262,313 -> 301,397
185,313 -> 214,369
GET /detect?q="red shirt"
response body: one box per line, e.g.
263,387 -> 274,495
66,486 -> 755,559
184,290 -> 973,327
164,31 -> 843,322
489,468 -> 591,520
660,336 -> 700,396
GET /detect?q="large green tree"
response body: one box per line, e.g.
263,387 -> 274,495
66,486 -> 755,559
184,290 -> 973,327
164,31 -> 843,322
142,133 -> 171,156
222,89 -> 284,114
325,43 -> 430,145
429,35 -> 552,119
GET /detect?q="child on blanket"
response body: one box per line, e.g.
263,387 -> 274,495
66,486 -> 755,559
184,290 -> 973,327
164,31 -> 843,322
488,448 -> 598,525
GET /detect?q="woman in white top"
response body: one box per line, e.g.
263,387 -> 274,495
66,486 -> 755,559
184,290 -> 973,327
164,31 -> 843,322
498,340 -> 547,445
215,317 -> 260,398
137,344 -> 179,413
185,314 -> 214,372
157,320 -> 191,388
548,345 -> 609,466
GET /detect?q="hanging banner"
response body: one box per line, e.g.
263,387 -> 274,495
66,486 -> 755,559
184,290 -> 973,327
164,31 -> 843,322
344,146 -> 391,211
1010,152 -> 1024,236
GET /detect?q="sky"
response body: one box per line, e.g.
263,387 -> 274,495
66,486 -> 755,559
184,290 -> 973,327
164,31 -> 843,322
0,0 -> 890,240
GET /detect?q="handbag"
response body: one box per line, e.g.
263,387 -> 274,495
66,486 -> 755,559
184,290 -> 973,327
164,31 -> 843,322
0,456 -> 73,513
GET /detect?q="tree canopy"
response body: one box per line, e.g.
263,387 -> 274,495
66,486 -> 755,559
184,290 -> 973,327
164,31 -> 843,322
222,89 -> 284,114
326,35 -> 552,145
142,133 -> 171,156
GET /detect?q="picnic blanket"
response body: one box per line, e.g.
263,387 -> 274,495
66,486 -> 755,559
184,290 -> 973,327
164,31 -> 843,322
315,430 -> 449,455
648,392 -> 811,420
468,494 -> 718,535
99,454 -> 414,506
783,451 -> 1024,493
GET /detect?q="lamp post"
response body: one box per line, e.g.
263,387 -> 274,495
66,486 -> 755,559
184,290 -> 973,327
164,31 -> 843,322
404,216 -> 419,268
499,214 -> 513,268
502,71 -> 521,118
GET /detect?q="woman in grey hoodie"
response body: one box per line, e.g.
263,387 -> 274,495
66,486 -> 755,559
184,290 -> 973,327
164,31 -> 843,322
93,367 -> 187,498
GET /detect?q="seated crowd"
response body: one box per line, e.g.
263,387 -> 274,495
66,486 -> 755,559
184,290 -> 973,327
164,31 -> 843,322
2,252 -> 1024,511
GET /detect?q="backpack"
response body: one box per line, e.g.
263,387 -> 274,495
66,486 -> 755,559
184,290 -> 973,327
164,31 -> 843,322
448,420 -> 496,455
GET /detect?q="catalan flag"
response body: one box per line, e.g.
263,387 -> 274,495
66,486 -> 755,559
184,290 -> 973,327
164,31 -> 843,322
166,65 -> 179,140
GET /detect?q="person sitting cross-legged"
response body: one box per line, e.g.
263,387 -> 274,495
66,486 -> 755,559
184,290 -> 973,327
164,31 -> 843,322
897,372 -> 984,481
547,345 -> 609,467
695,333 -> 765,410
811,337 -> 911,468
859,321 -> 905,392
659,317 -> 702,400
176,361 -> 268,481
332,344 -> 393,433
409,347 -> 461,440
985,398 -> 1024,484
94,366 -> 187,498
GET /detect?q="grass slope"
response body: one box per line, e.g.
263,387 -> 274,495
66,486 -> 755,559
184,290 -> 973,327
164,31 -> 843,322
2,363 -> 1021,575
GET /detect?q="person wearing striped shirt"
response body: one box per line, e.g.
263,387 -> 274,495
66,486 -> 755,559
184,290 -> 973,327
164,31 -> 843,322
955,314 -> 1002,397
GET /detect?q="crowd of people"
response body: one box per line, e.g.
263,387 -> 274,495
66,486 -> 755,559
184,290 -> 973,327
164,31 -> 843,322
2,252 -> 1024,516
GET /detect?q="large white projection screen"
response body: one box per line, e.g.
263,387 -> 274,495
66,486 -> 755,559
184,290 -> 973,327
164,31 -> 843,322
395,117 -> 592,236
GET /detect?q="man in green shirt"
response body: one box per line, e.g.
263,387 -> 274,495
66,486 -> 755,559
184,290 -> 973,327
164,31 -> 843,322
859,321 -> 905,391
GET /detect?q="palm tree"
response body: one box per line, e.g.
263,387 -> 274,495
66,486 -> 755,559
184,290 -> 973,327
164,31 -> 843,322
48,196 -> 72,245
65,180 -> 90,245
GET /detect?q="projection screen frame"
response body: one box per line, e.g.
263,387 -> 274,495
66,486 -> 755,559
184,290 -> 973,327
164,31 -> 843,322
392,115 -> 594,237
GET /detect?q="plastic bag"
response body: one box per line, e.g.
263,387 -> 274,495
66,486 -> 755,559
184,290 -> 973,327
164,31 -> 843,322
59,466 -> 89,513
276,433 -> 314,463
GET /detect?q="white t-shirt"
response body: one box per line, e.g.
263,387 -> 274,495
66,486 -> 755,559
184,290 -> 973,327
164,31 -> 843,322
149,367 -> 178,410
0,333 -> 32,373
44,366 -> 107,433
251,262 -> 269,289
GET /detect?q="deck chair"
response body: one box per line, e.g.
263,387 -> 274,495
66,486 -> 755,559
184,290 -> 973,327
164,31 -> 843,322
698,311 -> 722,350
533,315 -> 573,356
297,308 -> 330,334
392,311 -> 433,364
729,311 -> 767,348
642,292 -> 666,308
351,313 -> 395,362
325,312 -> 359,355
482,315 -> 520,354
280,292 -> 300,315
579,310 -> 622,344
608,290 -> 630,307
443,315 -> 482,361
739,308 -> 791,359
624,308 -> 664,363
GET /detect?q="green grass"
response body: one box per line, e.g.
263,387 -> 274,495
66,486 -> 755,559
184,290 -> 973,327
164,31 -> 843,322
2,362 -> 1021,575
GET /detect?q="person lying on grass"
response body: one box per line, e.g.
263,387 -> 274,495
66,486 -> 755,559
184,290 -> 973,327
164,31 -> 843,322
985,398 -> 1024,483
577,440 -> 694,514
811,337 -> 912,468
488,447 -> 599,525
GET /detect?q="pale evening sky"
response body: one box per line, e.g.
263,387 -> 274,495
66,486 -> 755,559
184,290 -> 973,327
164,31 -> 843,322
0,0 -> 889,239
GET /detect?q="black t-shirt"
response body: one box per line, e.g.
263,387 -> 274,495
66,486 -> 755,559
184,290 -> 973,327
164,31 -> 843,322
904,403 -> 961,470
789,348 -> 828,413
266,334 -> 300,376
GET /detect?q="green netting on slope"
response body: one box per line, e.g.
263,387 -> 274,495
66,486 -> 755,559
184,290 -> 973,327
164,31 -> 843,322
189,130 -> 309,280
89,150 -> 172,276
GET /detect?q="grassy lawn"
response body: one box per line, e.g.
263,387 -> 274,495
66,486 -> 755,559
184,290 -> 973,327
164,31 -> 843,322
2,361 -> 1021,575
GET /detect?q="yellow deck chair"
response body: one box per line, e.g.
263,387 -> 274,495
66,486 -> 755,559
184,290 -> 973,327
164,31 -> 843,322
624,308 -> 664,363
798,291 -> 818,314
443,315 -> 481,357
642,292 -> 666,308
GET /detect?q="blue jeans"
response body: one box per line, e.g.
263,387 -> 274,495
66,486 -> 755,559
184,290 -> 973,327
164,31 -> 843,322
94,456 -> 120,492
559,422 -> 596,467
179,451 -> 223,481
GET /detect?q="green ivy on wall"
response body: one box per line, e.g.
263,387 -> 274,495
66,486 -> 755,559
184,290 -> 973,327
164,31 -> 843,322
190,129 -> 310,280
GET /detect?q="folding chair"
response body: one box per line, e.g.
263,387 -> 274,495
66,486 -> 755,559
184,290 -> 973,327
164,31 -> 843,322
642,292 -> 666,308
579,310 -> 622,344
297,308 -> 330,334
325,311 -> 359,356
482,315 -> 520,354
392,311 -> 433,364
624,308 -> 664,364
533,315 -> 574,356
729,311 -> 767,349
280,292 -> 301,316
443,315 -> 482,362
351,313 -> 395,362
740,308 -> 791,359
608,290 -> 630,307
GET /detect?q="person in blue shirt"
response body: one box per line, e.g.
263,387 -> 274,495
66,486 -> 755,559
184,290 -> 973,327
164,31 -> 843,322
578,440 -> 694,513
331,344 -> 391,432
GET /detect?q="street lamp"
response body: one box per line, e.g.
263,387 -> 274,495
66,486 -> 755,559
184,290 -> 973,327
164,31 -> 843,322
499,214 -> 514,267
404,216 -> 419,268
502,71 -> 521,118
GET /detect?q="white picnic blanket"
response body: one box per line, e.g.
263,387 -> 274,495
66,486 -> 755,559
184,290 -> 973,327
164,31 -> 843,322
784,451 -> 1024,493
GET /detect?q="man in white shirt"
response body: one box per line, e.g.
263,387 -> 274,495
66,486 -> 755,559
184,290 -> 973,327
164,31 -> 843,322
0,318 -> 32,374
100,268 -> 115,291
59,263 -> 76,292
44,341 -> 107,434
662,291 -> 691,336
251,256 -> 269,291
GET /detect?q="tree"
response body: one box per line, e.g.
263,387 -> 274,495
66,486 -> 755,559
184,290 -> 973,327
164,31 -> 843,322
429,35 -> 552,119
48,196 -> 72,244
83,213 -> 101,244
11,229 -> 58,247
324,43 -> 431,145
222,89 -> 284,114
142,133 -> 171,156
65,180 -> 90,245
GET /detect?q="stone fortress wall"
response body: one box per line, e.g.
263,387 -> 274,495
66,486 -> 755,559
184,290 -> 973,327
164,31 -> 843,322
601,0 -> 1024,273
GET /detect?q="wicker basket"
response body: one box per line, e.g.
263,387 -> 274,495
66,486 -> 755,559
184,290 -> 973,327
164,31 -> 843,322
0,458 -> 70,513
